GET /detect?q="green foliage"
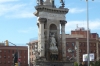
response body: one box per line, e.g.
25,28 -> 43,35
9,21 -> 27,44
74,62 -> 78,66
90,61 -> 100,66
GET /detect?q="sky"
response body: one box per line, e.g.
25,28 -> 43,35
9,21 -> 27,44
0,0 -> 100,46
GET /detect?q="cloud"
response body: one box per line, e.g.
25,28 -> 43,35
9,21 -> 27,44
65,19 -> 100,33
18,27 -> 37,33
0,0 -> 35,18
69,8 -> 86,14
0,0 -> 19,3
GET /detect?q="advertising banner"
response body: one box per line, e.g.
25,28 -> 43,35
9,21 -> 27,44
83,53 -> 94,61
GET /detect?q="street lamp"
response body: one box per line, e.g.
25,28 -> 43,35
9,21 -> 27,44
81,0 -> 94,66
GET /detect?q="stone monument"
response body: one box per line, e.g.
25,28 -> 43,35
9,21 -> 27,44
34,0 -> 74,66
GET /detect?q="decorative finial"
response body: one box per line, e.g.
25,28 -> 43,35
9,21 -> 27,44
38,0 -> 43,5
51,0 -> 55,7
60,0 -> 65,8
37,0 -> 39,5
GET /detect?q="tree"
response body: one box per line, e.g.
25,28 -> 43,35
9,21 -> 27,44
74,62 -> 78,66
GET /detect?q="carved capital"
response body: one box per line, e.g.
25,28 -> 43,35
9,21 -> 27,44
38,18 -> 47,24
37,23 -> 39,27
60,20 -> 67,26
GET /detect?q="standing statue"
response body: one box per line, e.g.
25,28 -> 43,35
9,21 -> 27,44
60,0 -> 65,8
49,33 -> 58,54
37,0 -> 43,5
37,0 -> 39,5
50,35 -> 56,47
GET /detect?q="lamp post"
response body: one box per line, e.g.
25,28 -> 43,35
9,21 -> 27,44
86,0 -> 90,66
82,0 -> 93,66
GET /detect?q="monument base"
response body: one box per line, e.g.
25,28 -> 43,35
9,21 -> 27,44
35,61 -> 74,66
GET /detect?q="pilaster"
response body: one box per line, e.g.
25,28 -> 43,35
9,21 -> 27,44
60,20 -> 67,61
75,40 -> 80,65
96,42 -> 99,61
38,18 -> 47,57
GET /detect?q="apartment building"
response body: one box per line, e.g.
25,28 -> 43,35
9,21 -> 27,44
0,45 -> 28,66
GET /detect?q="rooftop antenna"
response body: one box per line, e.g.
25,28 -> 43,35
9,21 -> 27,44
76,24 -> 78,29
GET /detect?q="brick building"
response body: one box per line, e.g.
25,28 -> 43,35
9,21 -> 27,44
65,27 -> 100,64
28,40 -> 38,66
0,45 -> 28,66
28,27 -> 100,65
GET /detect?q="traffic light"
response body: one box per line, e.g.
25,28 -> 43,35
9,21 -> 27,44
5,40 -> 9,46
15,63 -> 18,66
14,52 -> 18,64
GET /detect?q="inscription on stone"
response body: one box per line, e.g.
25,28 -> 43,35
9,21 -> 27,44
39,12 -> 65,20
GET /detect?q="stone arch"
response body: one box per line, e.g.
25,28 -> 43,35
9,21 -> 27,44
49,24 -> 57,30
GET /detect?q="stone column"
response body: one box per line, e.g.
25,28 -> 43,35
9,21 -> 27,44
38,18 -> 47,57
96,42 -> 99,61
60,20 -> 67,60
76,40 -> 80,65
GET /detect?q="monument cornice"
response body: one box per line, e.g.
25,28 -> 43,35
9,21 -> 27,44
35,5 -> 69,14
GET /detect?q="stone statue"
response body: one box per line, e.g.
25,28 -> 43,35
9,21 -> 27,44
50,35 -> 56,47
60,0 -> 63,3
49,33 -> 58,54
37,0 -> 39,5
60,0 -> 65,8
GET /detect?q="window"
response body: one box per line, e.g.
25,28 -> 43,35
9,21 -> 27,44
30,58 -> 31,61
30,46 -> 31,49
12,61 -> 14,63
83,43 -> 85,46
4,56 -> 6,58
24,61 -> 25,63
0,61 -> 1,64
66,43 -> 69,47
8,50 -> 10,53
32,58 -> 33,61
30,52 -> 31,55
90,43 -> 92,46
94,50 -> 96,52
79,43 -> 82,46
72,43 -> 74,46
4,50 -> 6,52
0,50 -> 2,52
32,52 -> 33,55
91,51 -> 93,53
24,56 -> 25,58
8,56 -> 10,58
94,43 -> 96,46
79,50 -> 82,52
0,56 -> 1,58
4,61 -> 6,64
8,61 -> 10,63
12,50 -> 14,53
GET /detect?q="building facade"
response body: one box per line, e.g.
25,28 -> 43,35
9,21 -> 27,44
28,40 -> 38,66
28,27 -> 100,65
65,27 -> 100,64
0,46 -> 28,66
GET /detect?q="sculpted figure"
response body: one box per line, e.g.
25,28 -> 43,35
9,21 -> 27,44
49,33 -> 58,53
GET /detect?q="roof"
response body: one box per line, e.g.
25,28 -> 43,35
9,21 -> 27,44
0,46 -> 28,50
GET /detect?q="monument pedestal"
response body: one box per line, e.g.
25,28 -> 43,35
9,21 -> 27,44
35,61 -> 74,66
